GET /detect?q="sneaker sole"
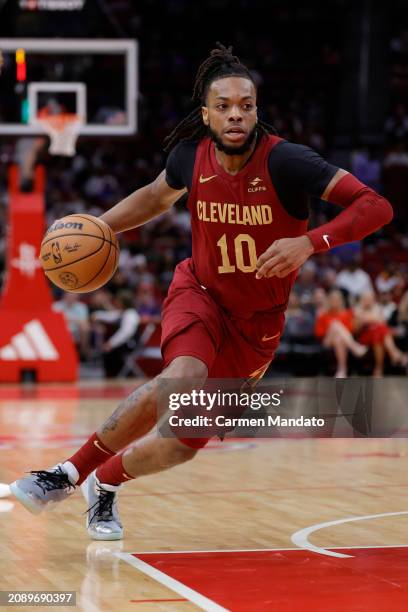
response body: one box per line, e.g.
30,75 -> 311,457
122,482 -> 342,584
9,481 -> 43,515
87,528 -> 124,541
81,473 -> 123,541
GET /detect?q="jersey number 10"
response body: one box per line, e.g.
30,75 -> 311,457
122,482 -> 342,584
217,233 -> 257,273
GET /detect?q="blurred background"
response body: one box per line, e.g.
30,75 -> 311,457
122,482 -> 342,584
0,0 -> 408,379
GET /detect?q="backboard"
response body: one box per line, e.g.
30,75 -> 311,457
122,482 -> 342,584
0,38 -> 138,136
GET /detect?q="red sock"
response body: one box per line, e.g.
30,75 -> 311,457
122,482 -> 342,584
96,452 -> 134,486
65,433 -> 116,485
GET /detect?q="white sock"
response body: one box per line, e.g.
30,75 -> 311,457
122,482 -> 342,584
95,473 -> 121,491
61,461 -> 79,485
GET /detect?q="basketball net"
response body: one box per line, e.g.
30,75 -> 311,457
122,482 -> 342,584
36,113 -> 82,157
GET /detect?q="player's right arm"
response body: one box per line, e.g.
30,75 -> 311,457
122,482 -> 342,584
256,142 -> 393,278
99,170 -> 186,234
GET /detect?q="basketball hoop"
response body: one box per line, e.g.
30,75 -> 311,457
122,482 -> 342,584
36,113 -> 82,156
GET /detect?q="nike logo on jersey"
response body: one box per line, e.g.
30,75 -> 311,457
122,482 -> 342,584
199,174 -> 217,183
262,333 -> 280,342
323,234 -> 330,248
93,440 -> 112,455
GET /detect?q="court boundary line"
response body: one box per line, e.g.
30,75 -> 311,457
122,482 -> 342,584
291,510 -> 408,558
121,543 -> 408,556
117,552 -> 228,611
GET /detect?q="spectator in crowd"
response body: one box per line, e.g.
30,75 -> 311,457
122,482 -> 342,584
315,289 -> 367,378
351,147 -> 382,192
312,287 -> 328,315
88,288 -> 114,314
108,270 -> 133,296
91,290 -> 140,377
293,260 -> 319,311
335,257 -> 373,302
378,290 -> 399,326
319,267 -> 337,293
375,262 -> 405,294
136,281 -> 161,321
118,250 -> 152,288
52,292 -> 90,360
378,289 -> 408,351
398,289 -> 408,350
283,291 -> 315,340
383,140 -> 408,225
399,289 -> 408,323
384,103 -> 408,142
353,291 -> 408,377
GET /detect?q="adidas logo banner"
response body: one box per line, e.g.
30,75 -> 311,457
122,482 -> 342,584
0,319 -> 59,361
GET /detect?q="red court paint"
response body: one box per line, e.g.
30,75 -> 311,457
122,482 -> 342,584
133,548 -> 408,611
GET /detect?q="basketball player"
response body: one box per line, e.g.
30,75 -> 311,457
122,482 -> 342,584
10,45 -> 393,540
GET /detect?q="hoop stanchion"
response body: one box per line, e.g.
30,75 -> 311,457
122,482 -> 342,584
0,166 -> 78,382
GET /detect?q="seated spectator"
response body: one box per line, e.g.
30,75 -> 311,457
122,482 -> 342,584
375,262 -> 404,294
315,289 -> 367,378
312,287 -> 328,315
378,290 -> 399,326
379,290 -> 407,351
293,260 -> 319,311
319,267 -> 337,292
398,289 -> 408,322
284,292 -> 315,340
335,257 -> 373,303
398,289 -> 408,350
136,281 -> 162,321
353,291 -> 408,376
92,290 -> 140,377
52,292 -> 90,360
108,270 -> 132,295
88,288 -> 114,313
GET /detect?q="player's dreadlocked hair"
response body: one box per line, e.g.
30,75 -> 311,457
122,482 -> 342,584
163,43 -> 277,152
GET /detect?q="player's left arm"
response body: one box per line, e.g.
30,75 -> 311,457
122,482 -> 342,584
256,147 -> 393,279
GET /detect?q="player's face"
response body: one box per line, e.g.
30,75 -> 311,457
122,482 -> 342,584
202,77 -> 258,155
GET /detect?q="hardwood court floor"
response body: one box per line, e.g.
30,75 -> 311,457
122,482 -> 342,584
0,380 -> 408,611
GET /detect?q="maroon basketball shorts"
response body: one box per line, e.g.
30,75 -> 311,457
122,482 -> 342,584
160,259 -> 285,448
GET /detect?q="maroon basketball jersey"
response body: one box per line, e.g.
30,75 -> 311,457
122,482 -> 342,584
186,135 -> 308,316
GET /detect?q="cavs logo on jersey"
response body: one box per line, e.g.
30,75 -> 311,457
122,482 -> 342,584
248,177 -> 267,193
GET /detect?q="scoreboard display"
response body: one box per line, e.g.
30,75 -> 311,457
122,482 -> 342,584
18,0 -> 85,10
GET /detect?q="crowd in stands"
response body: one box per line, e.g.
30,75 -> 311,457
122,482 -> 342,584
282,258 -> 408,377
0,1 -> 407,377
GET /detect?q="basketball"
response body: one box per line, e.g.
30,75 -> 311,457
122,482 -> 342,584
40,214 -> 119,293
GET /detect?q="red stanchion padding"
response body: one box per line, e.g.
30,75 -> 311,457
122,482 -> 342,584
0,165 -> 78,382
